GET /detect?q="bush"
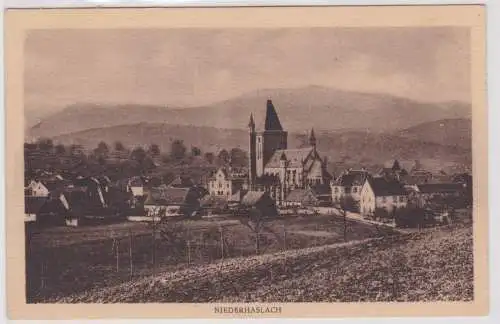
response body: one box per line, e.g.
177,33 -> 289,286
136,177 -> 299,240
394,206 -> 434,228
374,208 -> 390,220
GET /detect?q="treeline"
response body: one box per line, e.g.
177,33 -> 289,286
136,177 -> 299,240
25,137 -> 248,182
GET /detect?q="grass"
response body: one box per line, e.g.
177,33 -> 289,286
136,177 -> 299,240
26,213 -> 396,303
54,222 -> 473,303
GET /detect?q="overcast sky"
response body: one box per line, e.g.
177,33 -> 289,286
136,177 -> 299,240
25,27 -> 470,115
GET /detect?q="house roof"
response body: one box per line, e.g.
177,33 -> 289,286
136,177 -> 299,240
266,148 -> 313,168
168,175 -> 194,188
333,170 -> 369,186
61,190 -> 92,212
400,174 -> 431,185
25,196 -> 49,214
286,189 -> 317,202
200,195 -> 228,208
241,191 -> 267,206
128,176 -> 144,187
367,177 -> 407,196
39,179 -> 69,191
144,187 -> 192,206
417,183 -> 464,194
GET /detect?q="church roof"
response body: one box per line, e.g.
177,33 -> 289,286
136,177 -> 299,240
264,99 -> 283,131
265,148 -> 314,168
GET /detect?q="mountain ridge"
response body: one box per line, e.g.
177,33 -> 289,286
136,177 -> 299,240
27,86 -> 471,139
48,118 -> 472,175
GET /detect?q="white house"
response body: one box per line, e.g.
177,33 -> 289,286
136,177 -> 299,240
208,167 -> 246,202
360,177 -> 408,217
127,176 -> 144,197
330,169 -> 369,204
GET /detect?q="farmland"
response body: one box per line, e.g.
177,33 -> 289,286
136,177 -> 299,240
54,222 -> 473,303
53,221 -> 474,303
26,214 -> 397,303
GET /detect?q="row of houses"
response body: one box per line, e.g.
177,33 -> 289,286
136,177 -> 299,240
200,158 -> 471,218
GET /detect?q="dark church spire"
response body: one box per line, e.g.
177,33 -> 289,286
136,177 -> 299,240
309,128 -> 316,147
264,99 -> 283,131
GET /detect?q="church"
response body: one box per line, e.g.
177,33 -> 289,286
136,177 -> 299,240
247,99 -> 332,204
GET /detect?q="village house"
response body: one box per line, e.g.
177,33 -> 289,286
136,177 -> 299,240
408,183 -> 464,208
208,167 -> 247,202
376,160 -> 408,181
359,177 -> 408,217
143,187 -> 201,218
284,188 -> 319,208
247,99 -> 331,205
240,191 -> 278,218
330,169 -> 370,205
24,195 -> 67,225
127,176 -> 145,197
25,177 -> 69,197
24,196 -> 49,222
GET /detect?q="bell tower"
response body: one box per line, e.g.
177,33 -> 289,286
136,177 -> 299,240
256,99 -> 288,177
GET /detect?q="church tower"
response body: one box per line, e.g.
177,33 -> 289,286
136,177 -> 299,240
255,99 -> 288,177
248,113 -> 256,189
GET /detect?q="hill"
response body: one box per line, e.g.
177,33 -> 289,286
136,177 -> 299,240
51,122 -> 471,174
54,223 -> 473,303
27,86 -> 471,139
397,118 -> 472,150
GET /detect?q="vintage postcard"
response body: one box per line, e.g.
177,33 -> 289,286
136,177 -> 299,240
5,5 -> 487,320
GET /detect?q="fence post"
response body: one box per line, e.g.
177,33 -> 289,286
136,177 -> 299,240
152,222 -> 156,279
187,227 -> 191,265
129,229 -> 133,279
282,223 -> 287,251
220,226 -> 224,260
116,239 -> 120,272
40,260 -> 45,291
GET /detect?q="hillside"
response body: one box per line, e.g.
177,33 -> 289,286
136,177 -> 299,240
27,86 -> 471,138
55,224 -> 473,303
397,118 -> 472,150
51,122 -> 471,174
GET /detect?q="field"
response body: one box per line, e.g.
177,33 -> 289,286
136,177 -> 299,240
53,222 -> 473,303
26,214 -> 397,303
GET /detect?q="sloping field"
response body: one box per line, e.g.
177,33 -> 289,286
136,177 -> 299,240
54,224 -> 472,303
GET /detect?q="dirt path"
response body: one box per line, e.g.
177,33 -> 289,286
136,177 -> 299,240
288,230 -> 338,237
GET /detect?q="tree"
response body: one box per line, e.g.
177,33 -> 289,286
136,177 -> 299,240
170,140 -> 187,161
230,148 -> 248,167
36,138 -> 53,151
337,196 -> 357,242
54,144 -> 66,155
374,207 -> 391,221
149,144 -> 161,157
217,149 -> 230,165
162,171 -> 175,185
114,141 -> 125,151
394,206 -> 428,228
191,146 -> 202,157
96,141 -> 109,155
130,147 -> 147,163
69,144 -> 84,156
204,152 -> 215,164
237,206 -> 269,254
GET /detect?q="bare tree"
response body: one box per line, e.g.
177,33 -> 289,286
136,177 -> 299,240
237,206 -> 268,254
145,206 -> 166,278
337,195 -> 356,242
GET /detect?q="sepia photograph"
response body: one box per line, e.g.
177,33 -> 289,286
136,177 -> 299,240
5,5 -> 488,319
